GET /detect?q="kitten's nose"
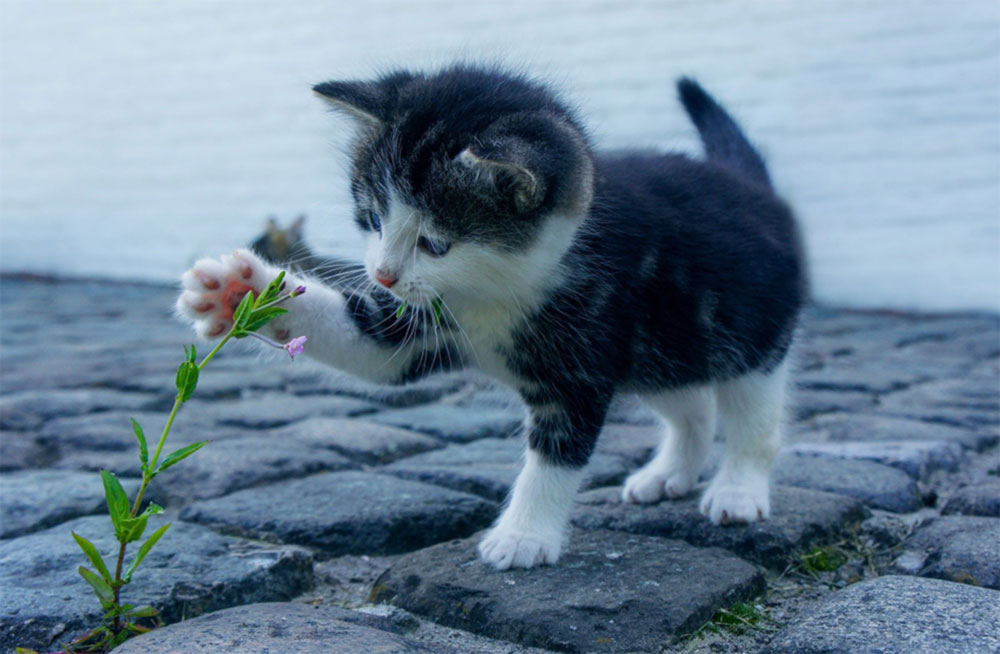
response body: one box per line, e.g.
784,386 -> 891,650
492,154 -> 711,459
375,270 -> 398,288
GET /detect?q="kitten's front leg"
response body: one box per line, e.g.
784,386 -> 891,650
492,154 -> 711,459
176,249 -> 446,384
478,398 -> 607,569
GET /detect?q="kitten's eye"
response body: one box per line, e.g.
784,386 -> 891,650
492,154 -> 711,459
418,236 -> 451,257
369,211 -> 382,233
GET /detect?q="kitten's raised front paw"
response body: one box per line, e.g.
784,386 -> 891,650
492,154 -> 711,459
176,249 -> 277,339
699,477 -> 770,525
478,525 -> 562,570
621,465 -> 695,504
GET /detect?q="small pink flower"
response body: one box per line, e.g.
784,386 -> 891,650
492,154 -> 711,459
283,336 -> 307,359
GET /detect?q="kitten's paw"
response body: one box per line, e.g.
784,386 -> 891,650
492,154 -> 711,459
176,249 -> 277,339
478,525 -> 562,570
622,466 -> 695,504
699,477 -> 770,525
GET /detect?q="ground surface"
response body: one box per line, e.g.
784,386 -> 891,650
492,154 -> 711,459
1,276 -> 998,653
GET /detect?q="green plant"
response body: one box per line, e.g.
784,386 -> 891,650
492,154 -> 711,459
687,600 -> 777,646
18,273 -> 305,654
799,545 -> 849,576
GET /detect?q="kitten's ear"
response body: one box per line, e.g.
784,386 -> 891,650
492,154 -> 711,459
312,81 -> 384,126
455,147 -> 544,214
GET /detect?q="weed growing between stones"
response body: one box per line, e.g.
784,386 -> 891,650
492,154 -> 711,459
16,273 -> 304,654
687,600 -> 777,645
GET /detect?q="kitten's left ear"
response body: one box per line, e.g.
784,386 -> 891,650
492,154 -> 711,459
312,81 -> 385,126
455,147 -> 544,214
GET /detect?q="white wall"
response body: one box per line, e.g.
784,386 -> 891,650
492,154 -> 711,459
1,0 -> 997,311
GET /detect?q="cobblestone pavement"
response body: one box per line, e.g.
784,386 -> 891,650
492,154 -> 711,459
1,276 -> 998,653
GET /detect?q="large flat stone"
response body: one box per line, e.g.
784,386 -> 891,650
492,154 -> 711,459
786,440 -> 965,479
0,470 -> 140,539
0,515 -> 313,653
283,367 -> 469,407
366,404 -> 523,443
572,485 -> 868,568
804,413 -> 997,451
180,471 -> 496,557
877,377 -> 1000,430
114,602 -> 441,654
383,438 -> 630,502
268,417 -> 443,464
0,430 -> 54,471
144,435 -> 358,504
892,515 -> 1000,589
38,410 -> 242,453
772,453 -> 921,513
178,392 -> 379,429
942,480 -> 1000,517
762,575 -> 1000,654
0,389 -> 153,431
371,528 -> 765,653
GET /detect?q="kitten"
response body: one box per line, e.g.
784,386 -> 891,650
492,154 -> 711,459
177,65 -> 805,569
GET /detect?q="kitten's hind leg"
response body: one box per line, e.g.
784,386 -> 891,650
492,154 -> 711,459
700,360 -> 789,525
623,386 -> 716,503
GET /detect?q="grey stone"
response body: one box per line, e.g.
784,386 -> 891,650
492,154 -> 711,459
762,575 -> 1000,654
893,515 -> 1000,588
786,440 -> 965,479
146,435 -> 358,504
790,387 -> 877,422
383,438 -> 631,502
114,602 -> 441,654
0,430 -> 54,471
367,404 -> 524,443
572,485 -> 868,568
0,389 -> 153,431
805,413 -> 996,451
269,417 -> 443,464
371,528 -> 765,653
877,377 -> 1000,430
0,470 -> 140,539
0,515 -> 313,653
38,410 -> 243,453
942,479 -> 1000,517
179,392 -> 379,429
283,367 -> 469,407
772,453 -> 921,512
181,471 -> 496,557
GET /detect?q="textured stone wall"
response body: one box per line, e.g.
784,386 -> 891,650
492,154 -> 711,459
1,0 -> 997,310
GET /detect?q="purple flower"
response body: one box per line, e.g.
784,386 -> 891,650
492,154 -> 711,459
292,285 -> 307,296
284,335 -> 307,359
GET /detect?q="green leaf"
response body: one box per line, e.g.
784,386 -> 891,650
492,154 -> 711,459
123,523 -> 170,583
232,290 -> 256,328
242,306 -> 289,333
431,298 -> 443,326
78,566 -> 115,609
156,441 -> 207,473
120,515 -> 148,544
101,470 -> 130,539
175,361 -> 199,402
126,605 -> 159,618
256,271 -> 286,307
395,302 -> 407,319
130,418 -> 148,470
72,531 -> 113,584
187,343 -> 197,363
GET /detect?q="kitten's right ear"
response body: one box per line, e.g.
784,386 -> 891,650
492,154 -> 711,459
312,81 -> 384,126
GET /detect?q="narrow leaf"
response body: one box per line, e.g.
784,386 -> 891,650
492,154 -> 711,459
256,271 -> 286,307
120,515 -> 148,543
100,470 -> 130,537
124,523 -> 170,583
187,343 -> 197,363
431,298 -> 443,326
72,531 -> 113,584
178,362 -> 199,402
232,290 -> 255,328
78,566 -> 114,608
127,605 -> 159,618
242,307 -> 289,333
130,418 -> 148,469
395,302 -> 407,319
156,441 -> 207,473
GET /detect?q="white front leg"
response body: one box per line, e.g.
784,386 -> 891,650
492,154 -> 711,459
176,249 -> 435,384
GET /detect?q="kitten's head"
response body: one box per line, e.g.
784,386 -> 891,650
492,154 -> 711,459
313,64 -> 593,307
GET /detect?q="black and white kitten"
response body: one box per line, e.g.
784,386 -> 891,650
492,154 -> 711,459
177,65 -> 805,570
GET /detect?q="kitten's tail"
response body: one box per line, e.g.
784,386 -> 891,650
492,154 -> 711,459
677,78 -> 772,189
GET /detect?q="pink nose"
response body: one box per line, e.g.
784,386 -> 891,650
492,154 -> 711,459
375,271 -> 398,288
